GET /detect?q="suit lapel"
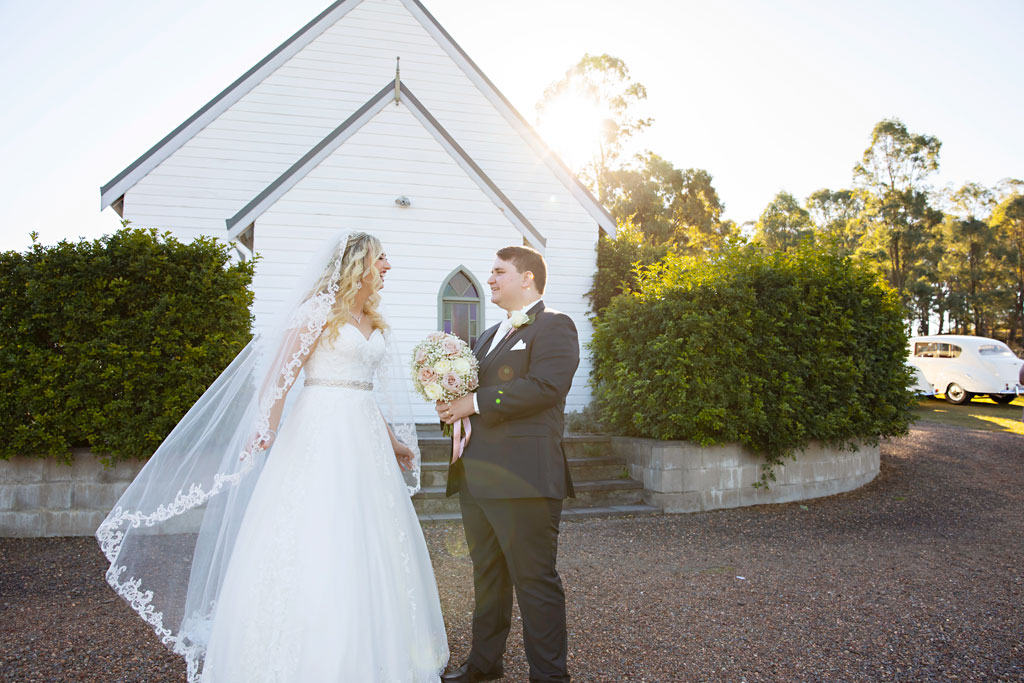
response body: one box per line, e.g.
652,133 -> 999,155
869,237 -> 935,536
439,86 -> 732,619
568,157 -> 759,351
474,324 -> 500,363
479,301 -> 544,375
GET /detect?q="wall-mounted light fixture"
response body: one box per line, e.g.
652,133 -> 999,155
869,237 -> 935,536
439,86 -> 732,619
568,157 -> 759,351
395,196 -> 411,207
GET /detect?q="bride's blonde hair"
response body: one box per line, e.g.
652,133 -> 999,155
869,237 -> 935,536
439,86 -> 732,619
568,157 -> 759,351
319,232 -> 388,343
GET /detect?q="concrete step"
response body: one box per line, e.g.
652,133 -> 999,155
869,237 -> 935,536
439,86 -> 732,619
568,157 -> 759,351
412,429 -> 634,519
419,456 -> 627,488
566,456 -> 628,481
568,479 -> 644,508
562,435 -> 614,460
418,434 -> 613,464
418,437 -> 453,464
420,463 -> 449,489
418,503 -> 662,524
412,479 -> 644,516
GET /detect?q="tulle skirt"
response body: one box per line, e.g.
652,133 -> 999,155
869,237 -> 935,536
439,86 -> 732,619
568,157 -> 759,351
199,385 -> 449,682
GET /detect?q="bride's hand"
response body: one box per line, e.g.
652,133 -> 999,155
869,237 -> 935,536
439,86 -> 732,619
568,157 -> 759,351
241,431 -> 275,459
394,442 -> 415,471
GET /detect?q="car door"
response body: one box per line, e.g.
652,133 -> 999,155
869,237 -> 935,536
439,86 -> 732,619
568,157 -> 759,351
911,341 -> 940,392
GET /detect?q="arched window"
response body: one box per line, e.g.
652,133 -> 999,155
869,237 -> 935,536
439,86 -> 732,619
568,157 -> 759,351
438,267 -> 485,346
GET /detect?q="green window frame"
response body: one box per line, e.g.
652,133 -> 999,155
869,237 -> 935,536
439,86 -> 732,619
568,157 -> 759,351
438,266 -> 485,347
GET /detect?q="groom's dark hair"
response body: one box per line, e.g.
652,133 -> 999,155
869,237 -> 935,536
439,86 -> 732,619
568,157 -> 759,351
497,245 -> 546,294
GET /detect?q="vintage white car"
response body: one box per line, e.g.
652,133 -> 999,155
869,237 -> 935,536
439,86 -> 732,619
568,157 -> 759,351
908,335 -> 1024,405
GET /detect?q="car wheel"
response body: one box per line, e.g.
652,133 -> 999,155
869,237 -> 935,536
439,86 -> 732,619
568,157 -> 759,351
992,394 -> 1016,405
945,383 -> 972,405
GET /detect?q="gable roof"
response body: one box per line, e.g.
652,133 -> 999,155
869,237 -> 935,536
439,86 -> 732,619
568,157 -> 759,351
226,80 -> 546,251
99,0 -> 361,212
99,0 -> 616,236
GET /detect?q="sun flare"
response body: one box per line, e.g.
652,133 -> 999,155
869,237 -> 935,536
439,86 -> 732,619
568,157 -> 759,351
536,92 -> 610,172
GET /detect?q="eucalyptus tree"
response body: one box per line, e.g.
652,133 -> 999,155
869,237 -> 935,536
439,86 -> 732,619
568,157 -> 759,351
991,193 -> 1024,344
995,177 -> 1024,201
537,53 -> 653,204
852,118 -> 943,328
540,55 -> 738,319
754,191 -> 813,252
940,183 -> 1000,335
947,181 -> 996,220
606,152 -> 736,252
806,188 -> 866,256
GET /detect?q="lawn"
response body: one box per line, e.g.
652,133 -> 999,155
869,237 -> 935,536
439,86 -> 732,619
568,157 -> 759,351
912,394 -> 1024,436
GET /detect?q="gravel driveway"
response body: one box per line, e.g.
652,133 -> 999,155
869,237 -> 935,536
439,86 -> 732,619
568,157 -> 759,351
2,422 -> 1022,682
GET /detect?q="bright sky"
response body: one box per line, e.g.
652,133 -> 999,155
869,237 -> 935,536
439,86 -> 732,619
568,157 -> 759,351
1,0 -> 1021,253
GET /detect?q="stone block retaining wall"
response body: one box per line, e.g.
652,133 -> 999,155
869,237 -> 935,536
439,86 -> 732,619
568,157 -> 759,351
2,439 -> 880,536
0,451 -> 144,537
610,437 -> 879,513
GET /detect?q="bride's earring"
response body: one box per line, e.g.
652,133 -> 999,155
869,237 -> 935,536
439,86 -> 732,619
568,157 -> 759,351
356,281 -> 363,290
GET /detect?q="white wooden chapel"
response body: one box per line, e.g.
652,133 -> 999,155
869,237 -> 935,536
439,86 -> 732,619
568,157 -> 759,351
99,0 -> 616,420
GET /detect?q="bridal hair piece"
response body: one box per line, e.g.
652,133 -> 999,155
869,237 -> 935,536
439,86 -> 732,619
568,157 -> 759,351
95,230 -> 420,682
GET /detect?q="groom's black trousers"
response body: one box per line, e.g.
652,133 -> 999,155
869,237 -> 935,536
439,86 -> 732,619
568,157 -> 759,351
459,493 -> 569,683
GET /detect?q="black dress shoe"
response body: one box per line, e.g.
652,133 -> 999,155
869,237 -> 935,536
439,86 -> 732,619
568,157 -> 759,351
440,660 -> 504,683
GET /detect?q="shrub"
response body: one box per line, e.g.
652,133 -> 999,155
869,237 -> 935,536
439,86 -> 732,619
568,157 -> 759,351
0,228 -> 253,463
590,243 -> 914,484
586,219 -> 669,316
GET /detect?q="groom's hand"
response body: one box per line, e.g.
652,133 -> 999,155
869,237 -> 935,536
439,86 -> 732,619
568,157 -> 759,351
436,395 -> 476,424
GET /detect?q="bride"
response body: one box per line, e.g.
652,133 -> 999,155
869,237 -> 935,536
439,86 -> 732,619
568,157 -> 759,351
96,232 -> 450,682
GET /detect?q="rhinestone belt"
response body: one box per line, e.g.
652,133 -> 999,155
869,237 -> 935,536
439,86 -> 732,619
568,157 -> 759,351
305,378 -> 373,391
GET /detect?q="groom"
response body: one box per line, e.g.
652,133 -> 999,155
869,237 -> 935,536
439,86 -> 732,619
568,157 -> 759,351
437,245 -> 579,683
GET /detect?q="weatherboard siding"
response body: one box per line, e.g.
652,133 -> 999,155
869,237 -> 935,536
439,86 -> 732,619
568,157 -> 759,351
251,104 -> 527,420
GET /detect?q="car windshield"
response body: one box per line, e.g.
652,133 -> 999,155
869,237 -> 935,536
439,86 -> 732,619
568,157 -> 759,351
977,344 -> 1015,358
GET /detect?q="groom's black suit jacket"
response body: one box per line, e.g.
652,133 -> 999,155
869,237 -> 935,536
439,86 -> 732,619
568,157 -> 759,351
446,300 -> 579,500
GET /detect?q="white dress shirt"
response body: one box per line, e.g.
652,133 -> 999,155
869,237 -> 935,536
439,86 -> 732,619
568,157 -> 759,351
485,317 -> 514,356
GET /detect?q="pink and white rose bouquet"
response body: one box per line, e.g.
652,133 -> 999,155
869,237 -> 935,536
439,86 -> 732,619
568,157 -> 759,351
411,332 -> 479,437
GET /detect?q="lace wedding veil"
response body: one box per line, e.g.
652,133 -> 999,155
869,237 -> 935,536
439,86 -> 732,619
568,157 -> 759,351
95,230 -> 421,682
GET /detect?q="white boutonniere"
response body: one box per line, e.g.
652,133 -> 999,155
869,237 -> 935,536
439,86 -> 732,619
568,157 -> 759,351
509,310 -> 533,328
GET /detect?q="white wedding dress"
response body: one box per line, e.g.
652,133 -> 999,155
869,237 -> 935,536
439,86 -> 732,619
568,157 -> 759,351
199,324 -> 449,682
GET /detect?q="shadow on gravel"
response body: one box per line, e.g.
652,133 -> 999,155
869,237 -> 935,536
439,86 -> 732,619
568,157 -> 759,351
913,395 -> 1024,435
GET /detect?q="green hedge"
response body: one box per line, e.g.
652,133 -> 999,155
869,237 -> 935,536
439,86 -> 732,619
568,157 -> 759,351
0,228 -> 253,463
590,244 -> 914,484
586,220 -> 668,316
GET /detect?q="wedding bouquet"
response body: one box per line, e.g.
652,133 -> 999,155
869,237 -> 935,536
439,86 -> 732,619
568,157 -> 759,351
410,332 -> 479,438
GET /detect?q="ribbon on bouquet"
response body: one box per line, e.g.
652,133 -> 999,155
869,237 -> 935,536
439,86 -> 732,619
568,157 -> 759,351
451,416 -> 472,464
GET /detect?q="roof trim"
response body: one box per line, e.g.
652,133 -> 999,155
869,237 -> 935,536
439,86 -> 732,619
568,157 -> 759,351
225,80 -> 393,238
226,81 -> 546,251
398,84 -> 545,249
99,0 -> 615,236
99,0 -> 360,211
401,0 -> 617,236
